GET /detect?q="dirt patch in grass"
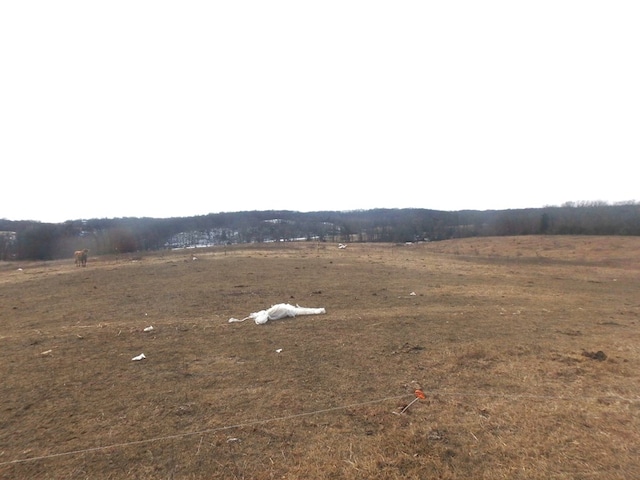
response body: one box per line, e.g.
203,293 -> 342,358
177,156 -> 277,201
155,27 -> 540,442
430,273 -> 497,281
1,237 -> 639,479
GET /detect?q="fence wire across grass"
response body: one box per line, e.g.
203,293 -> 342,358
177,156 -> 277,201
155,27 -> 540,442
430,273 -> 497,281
1,389 -> 637,467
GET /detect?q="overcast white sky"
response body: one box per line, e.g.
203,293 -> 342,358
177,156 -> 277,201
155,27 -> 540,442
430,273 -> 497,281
1,1 -> 638,223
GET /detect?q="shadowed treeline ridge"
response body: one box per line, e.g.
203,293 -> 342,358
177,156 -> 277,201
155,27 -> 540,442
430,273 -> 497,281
1,202 -> 639,260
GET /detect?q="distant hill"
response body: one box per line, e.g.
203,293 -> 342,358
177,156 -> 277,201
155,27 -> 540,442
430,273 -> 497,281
2,203 -> 639,260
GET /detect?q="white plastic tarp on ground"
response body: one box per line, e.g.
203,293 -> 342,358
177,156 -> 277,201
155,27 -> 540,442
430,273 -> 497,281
228,303 -> 326,325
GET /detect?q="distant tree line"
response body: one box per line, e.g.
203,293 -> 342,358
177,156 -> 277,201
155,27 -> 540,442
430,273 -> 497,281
1,202 -> 639,261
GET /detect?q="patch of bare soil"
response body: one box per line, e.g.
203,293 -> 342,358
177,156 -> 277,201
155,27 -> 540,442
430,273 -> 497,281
1,237 -> 639,479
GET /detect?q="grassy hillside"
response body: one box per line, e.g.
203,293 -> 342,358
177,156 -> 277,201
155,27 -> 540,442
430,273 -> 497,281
1,237 -> 639,479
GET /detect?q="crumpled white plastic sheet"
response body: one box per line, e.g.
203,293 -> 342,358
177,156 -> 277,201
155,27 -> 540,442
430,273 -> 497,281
229,303 -> 326,325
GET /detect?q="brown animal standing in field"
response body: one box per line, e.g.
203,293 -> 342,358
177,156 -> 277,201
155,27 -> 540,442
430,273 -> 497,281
74,249 -> 89,267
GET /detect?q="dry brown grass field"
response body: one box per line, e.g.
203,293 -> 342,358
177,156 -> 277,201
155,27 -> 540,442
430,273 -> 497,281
1,236 -> 639,479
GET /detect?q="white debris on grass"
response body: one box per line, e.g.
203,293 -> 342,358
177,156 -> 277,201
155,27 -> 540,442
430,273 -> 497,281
229,303 -> 326,325
132,353 -> 146,361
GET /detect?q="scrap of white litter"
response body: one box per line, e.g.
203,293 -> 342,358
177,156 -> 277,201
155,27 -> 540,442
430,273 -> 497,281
276,349 -> 283,353
143,326 -> 154,332
229,303 -> 326,325
132,353 -> 146,361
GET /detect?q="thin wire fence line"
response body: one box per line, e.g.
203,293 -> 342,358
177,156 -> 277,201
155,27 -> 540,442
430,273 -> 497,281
1,389 -> 638,467
429,390 -> 640,402
0,394 -> 408,467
